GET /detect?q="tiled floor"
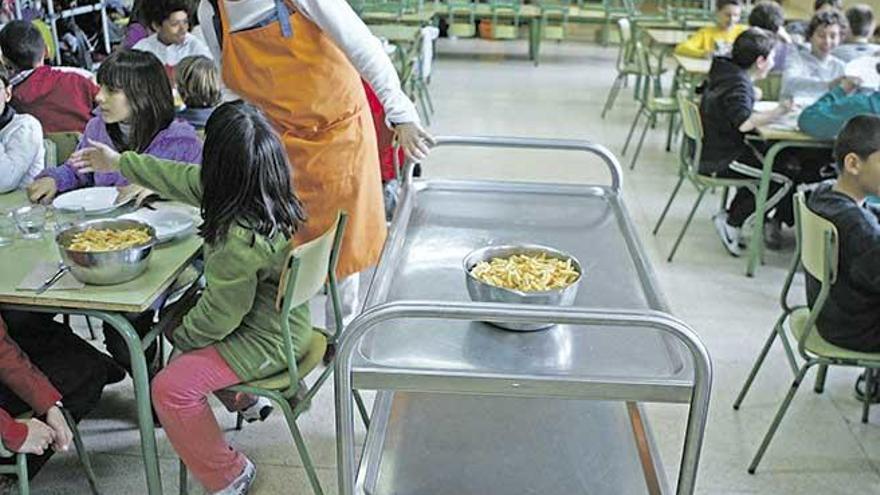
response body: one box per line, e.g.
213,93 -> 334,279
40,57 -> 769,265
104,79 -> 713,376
33,39 -> 880,494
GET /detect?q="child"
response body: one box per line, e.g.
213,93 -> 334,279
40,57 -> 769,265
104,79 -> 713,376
26,49 -> 202,204
799,74 -> 879,140
786,0 -> 843,43
0,20 -> 98,134
675,0 -> 748,59
832,4 -> 880,63
69,100 -> 309,495
805,115 -> 880,356
748,1 -> 793,71
121,0 -> 152,49
699,28 -> 793,256
0,67 -> 44,193
133,0 -> 213,69
175,55 -> 221,130
780,10 -> 848,103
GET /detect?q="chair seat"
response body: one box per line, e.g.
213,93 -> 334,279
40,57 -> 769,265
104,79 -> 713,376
241,330 -> 328,391
790,308 -> 880,363
647,97 -> 677,112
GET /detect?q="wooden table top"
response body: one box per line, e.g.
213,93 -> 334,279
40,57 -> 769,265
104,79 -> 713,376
674,53 -> 711,74
0,190 -> 202,313
645,28 -> 691,46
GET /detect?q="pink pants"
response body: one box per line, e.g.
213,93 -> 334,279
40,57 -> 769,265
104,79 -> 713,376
152,346 -> 249,491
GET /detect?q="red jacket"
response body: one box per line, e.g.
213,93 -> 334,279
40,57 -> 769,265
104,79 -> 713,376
0,317 -> 62,451
362,81 -> 404,182
11,65 -> 99,134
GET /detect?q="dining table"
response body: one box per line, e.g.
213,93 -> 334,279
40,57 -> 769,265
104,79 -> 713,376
0,189 -> 203,495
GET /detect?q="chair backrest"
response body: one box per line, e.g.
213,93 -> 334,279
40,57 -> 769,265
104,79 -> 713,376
676,90 -> 703,174
795,192 -> 839,286
45,132 -> 83,166
275,212 -> 348,388
618,17 -> 632,43
755,72 -> 782,102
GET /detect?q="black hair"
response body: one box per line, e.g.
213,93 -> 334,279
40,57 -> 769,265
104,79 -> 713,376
807,10 -> 848,39
717,0 -> 742,10
0,20 -> 46,70
0,66 -> 9,88
143,0 -> 194,28
813,0 -> 842,11
97,49 -> 175,153
731,28 -> 777,68
200,101 -> 306,245
846,4 -> 876,38
835,115 -> 880,171
749,2 -> 786,33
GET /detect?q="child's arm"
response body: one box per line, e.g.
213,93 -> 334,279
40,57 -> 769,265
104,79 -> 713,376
798,80 -> 871,140
172,234 -> 263,351
0,118 -> 42,193
675,29 -> 712,58
119,152 -> 203,206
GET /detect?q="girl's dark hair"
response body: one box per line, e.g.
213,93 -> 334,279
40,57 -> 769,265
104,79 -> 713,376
731,28 -> 777,68
144,0 -> 194,27
97,49 -> 175,153
846,4 -> 876,38
200,101 -> 306,245
813,0 -> 842,11
835,115 -> 880,171
749,2 -> 785,33
807,10 -> 848,39
717,0 -> 742,9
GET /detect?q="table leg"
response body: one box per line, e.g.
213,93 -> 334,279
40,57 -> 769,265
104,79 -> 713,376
529,18 -> 541,66
88,310 -> 163,495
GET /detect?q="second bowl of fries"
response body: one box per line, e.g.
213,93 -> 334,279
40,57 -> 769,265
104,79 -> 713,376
463,244 -> 582,331
56,219 -> 157,285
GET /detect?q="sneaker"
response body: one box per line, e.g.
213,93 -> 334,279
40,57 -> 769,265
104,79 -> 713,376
855,373 -> 880,404
713,213 -> 743,257
240,397 -> 274,423
212,458 -> 256,495
764,218 -> 783,251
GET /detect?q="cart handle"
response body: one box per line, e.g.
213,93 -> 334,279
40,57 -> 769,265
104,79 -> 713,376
335,300 -> 711,495
399,135 -> 624,193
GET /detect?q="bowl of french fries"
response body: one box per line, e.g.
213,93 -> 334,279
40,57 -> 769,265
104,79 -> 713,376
55,219 -> 157,285
463,245 -> 582,331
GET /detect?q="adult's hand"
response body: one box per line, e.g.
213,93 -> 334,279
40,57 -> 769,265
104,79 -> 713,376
27,177 -> 58,204
15,418 -> 55,455
44,406 -> 72,452
69,139 -> 122,174
395,122 -> 435,162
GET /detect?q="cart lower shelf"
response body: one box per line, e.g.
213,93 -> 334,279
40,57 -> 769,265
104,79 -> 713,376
356,391 -> 668,495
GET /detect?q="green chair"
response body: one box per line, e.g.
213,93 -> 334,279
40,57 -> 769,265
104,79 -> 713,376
179,212 -> 369,495
601,0 -> 631,45
620,38 -> 678,169
652,91 -> 791,262
448,1 -> 477,38
733,192 -> 880,474
489,0 -> 522,40
0,409 -> 100,495
43,139 -> 58,170
600,17 -> 639,118
44,132 -> 82,166
537,0 -> 570,41
755,72 -> 783,103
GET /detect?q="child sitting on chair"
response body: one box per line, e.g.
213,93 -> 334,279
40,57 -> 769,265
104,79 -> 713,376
69,100 -> 312,495
0,67 -> 44,193
806,115 -> 880,355
675,0 -> 748,59
832,4 -> 880,63
780,10 -> 848,103
175,55 -> 221,130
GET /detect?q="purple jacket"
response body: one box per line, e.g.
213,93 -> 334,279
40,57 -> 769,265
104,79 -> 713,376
40,116 -> 203,193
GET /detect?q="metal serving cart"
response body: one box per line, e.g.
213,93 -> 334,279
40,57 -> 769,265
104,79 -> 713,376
335,136 -> 712,495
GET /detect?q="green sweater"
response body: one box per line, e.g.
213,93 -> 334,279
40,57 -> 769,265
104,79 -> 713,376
120,152 -> 312,382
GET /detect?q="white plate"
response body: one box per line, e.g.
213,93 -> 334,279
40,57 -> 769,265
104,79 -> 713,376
845,57 -> 880,89
52,187 -> 119,215
119,209 -> 195,243
753,101 -> 779,113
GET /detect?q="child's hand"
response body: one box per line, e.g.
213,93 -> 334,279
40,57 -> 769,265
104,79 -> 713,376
69,139 -> 121,174
44,406 -> 72,453
839,76 -> 862,94
27,177 -> 58,204
15,418 -> 55,455
775,99 -> 795,115
394,122 -> 435,162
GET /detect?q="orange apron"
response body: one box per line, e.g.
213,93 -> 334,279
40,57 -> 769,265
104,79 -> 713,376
217,1 -> 386,278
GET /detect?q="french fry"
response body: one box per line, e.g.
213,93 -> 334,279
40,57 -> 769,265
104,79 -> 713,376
67,228 -> 152,252
470,253 -> 579,292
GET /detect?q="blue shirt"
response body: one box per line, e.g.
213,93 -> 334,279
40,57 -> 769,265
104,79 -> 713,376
798,86 -> 880,140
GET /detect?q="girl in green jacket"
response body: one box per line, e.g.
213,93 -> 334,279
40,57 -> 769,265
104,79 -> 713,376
71,101 -> 309,494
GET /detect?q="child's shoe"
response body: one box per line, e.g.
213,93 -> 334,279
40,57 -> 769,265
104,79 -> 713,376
240,396 -> 274,423
212,458 -> 256,495
713,212 -> 743,257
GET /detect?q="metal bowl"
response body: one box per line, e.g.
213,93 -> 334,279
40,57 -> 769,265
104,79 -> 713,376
463,244 -> 583,332
55,219 -> 157,286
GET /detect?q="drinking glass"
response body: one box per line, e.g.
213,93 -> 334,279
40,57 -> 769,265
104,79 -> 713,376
0,211 -> 15,247
49,206 -> 86,233
13,205 -> 47,240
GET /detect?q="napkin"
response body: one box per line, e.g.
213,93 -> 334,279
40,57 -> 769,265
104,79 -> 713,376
17,262 -> 84,291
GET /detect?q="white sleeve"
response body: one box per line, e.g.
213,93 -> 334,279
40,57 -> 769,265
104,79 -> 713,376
0,119 -> 43,193
197,0 -> 241,102
295,0 -> 420,125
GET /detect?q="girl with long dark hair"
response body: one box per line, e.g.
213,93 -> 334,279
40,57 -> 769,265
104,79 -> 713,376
70,101 -> 309,494
27,49 -> 202,204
